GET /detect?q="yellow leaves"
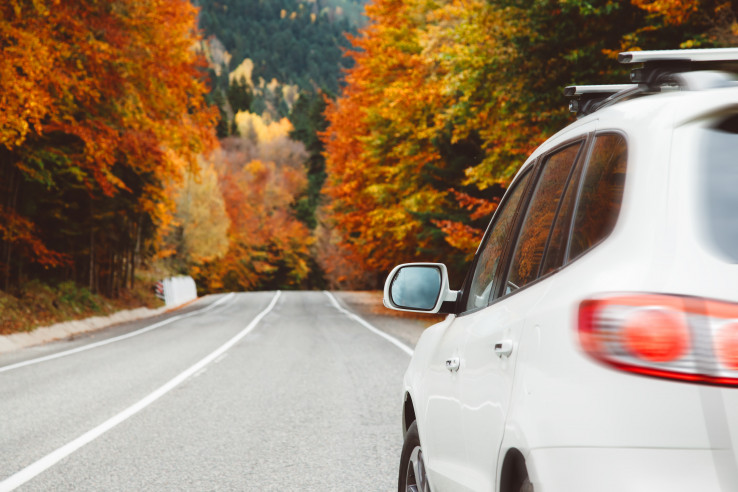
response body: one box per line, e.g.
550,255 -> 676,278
172,158 -> 230,264
229,58 -> 255,87
245,159 -> 267,176
234,112 -> 294,144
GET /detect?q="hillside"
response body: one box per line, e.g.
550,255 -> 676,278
197,0 -> 364,94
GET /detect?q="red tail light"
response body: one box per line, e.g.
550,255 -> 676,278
716,322 -> 738,370
579,294 -> 738,386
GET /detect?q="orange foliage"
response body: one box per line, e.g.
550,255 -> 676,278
1,0 -> 216,189
452,190 -> 499,222
322,0 -> 459,276
196,136 -> 313,291
432,220 -> 484,260
322,0 -> 734,287
0,0 -> 217,292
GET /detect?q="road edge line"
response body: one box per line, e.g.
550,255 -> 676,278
323,291 -> 413,357
0,293 -> 237,374
0,291 -> 280,492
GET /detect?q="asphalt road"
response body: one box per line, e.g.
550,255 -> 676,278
0,291 -> 426,491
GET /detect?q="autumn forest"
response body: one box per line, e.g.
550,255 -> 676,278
1,0 -> 737,316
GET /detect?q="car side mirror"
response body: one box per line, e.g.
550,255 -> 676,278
383,263 -> 458,313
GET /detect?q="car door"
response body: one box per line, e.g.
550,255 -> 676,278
418,314 -> 470,490
422,166 -> 535,491
455,140 -> 587,490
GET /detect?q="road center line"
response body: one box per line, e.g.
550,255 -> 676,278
324,291 -> 414,356
0,290 -> 280,492
0,293 -> 237,374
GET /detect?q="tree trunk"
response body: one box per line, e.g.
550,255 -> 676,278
121,237 -> 128,294
4,244 -> 11,292
131,216 -> 142,289
89,200 -> 95,293
3,167 -> 21,291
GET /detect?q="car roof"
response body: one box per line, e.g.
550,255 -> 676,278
518,83 -> 738,175
513,48 -> 738,183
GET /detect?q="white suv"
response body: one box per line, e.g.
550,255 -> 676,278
383,48 -> 738,492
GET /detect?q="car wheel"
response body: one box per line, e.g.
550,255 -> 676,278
398,421 -> 430,492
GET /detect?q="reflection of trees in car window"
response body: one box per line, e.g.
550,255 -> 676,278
540,145 -> 588,276
466,171 -> 532,311
569,134 -> 628,260
506,143 -> 582,292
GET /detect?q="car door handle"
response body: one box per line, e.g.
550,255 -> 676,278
445,357 -> 460,372
494,340 -> 513,358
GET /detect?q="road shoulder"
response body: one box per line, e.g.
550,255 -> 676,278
331,290 -> 445,349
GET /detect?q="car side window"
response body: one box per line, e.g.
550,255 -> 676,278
465,170 -> 533,311
539,142 -> 588,276
568,133 -> 628,261
504,142 -> 582,294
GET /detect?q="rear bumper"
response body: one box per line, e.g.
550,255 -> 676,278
528,447 -> 738,492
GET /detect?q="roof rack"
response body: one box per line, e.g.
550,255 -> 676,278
564,84 -> 638,116
618,48 -> 738,64
564,48 -> 738,117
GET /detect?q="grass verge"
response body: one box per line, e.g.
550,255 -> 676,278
0,276 -> 163,336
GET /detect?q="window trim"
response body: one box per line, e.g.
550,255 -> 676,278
493,136 -> 589,302
497,134 -> 590,297
457,165 -> 537,316
536,135 -> 594,278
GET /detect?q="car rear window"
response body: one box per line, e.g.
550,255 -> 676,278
568,133 -> 628,260
700,114 -> 738,263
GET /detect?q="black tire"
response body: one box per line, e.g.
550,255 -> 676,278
398,421 -> 430,492
520,477 -> 534,492
500,449 -> 534,492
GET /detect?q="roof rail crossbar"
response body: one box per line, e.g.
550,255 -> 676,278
564,84 -> 640,117
619,48 -> 738,87
618,48 -> 738,64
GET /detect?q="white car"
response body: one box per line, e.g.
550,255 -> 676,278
384,48 -> 738,492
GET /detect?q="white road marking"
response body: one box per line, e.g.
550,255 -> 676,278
0,293 -> 237,374
324,291 -> 414,356
0,291 -> 281,492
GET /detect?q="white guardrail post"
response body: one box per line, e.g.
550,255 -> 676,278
162,276 -> 198,308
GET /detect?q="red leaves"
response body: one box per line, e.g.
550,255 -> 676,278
452,190 -> 499,222
0,205 -> 70,268
1,0 -> 216,192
